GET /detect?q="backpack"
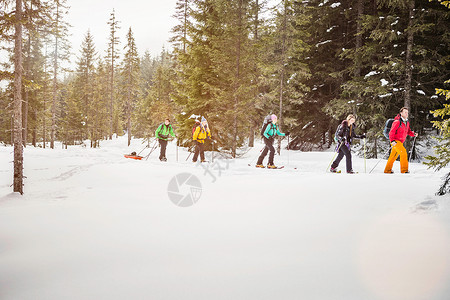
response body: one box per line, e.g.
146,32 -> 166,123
382,119 -> 395,139
260,115 -> 273,137
158,123 -> 170,139
383,117 -> 408,140
192,123 -> 200,138
334,124 -> 342,143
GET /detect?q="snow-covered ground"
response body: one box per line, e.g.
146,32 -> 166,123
1,137 -> 450,300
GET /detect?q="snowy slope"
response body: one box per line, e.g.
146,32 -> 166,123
1,137 -> 450,300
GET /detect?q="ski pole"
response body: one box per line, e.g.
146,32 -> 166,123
176,138 -> 179,162
287,134 -> 290,167
326,142 -> 343,173
186,144 -> 195,161
364,137 -> 366,173
211,140 -> 214,163
137,138 -> 153,156
144,139 -> 159,161
369,146 -> 391,174
137,145 -> 148,156
248,146 -> 265,166
408,136 -> 417,162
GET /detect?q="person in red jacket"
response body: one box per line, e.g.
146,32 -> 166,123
384,107 -> 418,174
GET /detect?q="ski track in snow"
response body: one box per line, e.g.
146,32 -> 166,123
1,136 -> 450,300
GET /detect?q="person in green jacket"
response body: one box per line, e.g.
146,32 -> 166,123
155,118 -> 176,161
256,114 -> 289,169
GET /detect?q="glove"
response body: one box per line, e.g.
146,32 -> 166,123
360,133 -> 366,139
285,132 -> 290,136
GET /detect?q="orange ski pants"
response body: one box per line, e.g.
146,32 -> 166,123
384,141 -> 409,173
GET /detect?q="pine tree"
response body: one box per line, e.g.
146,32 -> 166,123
49,0 -> 70,149
424,1 -> 450,195
170,0 -> 192,54
28,31 -> 49,147
120,27 -> 140,146
171,0 -> 221,147
262,0 -> 311,150
75,30 -> 97,146
210,0 -> 258,157
106,9 -> 120,139
91,59 -> 109,147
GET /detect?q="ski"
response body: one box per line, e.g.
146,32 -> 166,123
330,170 -> 360,174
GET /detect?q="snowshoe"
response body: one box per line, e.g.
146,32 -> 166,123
267,164 -> 284,169
330,167 -> 341,173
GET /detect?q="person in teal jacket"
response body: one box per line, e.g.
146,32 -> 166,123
155,118 -> 176,161
256,114 -> 289,168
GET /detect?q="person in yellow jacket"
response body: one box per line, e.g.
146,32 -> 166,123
192,117 -> 211,162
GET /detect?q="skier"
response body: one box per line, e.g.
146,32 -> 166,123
330,114 -> 365,174
155,118 -> 176,161
192,116 -> 211,163
384,107 -> 418,174
256,114 -> 288,169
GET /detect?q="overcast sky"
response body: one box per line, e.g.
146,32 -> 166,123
67,0 -> 179,63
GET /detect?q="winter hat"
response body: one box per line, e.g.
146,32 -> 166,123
201,116 -> 207,123
271,114 -> 277,122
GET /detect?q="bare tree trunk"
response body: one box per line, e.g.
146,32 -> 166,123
249,0 -> 258,148
183,0 -> 188,54
127,70 -> 132,146
51,35 -> 57,149
232,0 -> 243,158
354,0 -> 363,79
277,0 -> 288,155
51,4 -> 59,149
14,0 -> 24,194
404,0 -> 415,111
109,55 -> 114,139
32,103 -> 37,146
249,127 -> 254,147
23,33 -> 31,147
109,13 -> 116,140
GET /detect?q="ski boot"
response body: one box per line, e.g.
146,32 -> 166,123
256,164 -> 265,168
347,170 -> 356,174
267,164 -> 277,169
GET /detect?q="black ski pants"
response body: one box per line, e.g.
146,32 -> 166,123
159,139 -> 168,160
193,141 -> 205,162
331,143 -> 352,172
257,138 -> 275,165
